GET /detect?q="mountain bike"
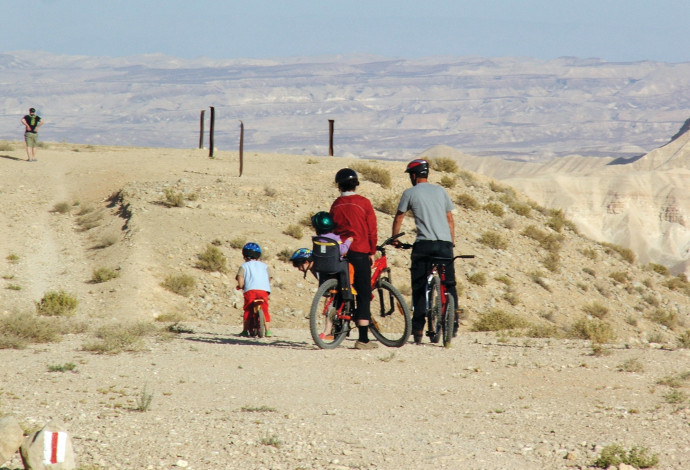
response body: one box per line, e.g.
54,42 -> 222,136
424,254 -> 474,347
309,233 -> 412,349
245,298 -> 266,338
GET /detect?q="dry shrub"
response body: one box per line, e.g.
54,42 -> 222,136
283,224 -> 304,239
530,271 -> 552,292
196,245 -> 227,272
92,267 -> 120,283
161,274 -> 196,296
568,317 -> 615,344
93,232 -> 119,249
35,290 -> 78,317
51,201 -> 72,214
77,210 -> 104,231
677,330 -> 690,348
83,322 -> 158,354
375,195 -> 399,216
264,186 -> 278,197
546,209 -> 567,232
609,271 -> 629,284
488,181 -> 515,197
229,236 -> 246,249
458,170 -> 476,185
0,312 -> 63,348
526,324 -> 560,338
647,263 -> 670,277
478,231 -> 507,250
581,248 -> 598,261
483,202 -> 505,217
542,252 -> 560,273
602,242 -> 636,264
583,267 -> 596,277
163,188 -> 185,207
429,157 -> 458,173
503,292 -> 520,306
455,193 -> 480,210
276,248 -> 294,262
0,141 -> 14,151
663,275 -> 690,294
439,175 -> 456,189
298,214 -> 313,227
467,272 -> 487,286
350,162 -> 391,188
647,309 -> 678,330
471,309 -> 528,332
582,301 -> 609,319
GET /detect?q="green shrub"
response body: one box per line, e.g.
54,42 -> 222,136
196,245 -> 227,272
455,193 -> 480,210
350,162 -> 391,188
35,290 -> 78,317
92,267 -> 120,283
592,444 -> 658,469
478,231 -> 507,250
161,274 -> 196,297
471,309 -> 528,332
483,202 -> 505,217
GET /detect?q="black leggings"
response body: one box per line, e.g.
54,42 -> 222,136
410,240 -> 457,333
346,251 -> 372,322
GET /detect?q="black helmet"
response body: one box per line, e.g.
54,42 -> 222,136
405,159 -> 429,177
242,242 -> 262,259
334,168 -> 358,185
311,211 -> 335,233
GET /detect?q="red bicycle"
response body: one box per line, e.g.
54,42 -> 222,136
245,298 -> 267,338
309,233 -> 412,349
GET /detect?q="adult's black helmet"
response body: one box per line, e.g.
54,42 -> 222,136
311,211 -> 335,233
405,159 -> 429,177
334,168 -> 358,185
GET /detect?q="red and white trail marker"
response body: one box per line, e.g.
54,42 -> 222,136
43,431 -> 68,464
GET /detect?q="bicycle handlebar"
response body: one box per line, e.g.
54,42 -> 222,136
377,232 -> 406,251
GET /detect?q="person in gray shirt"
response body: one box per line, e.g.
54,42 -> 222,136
392,159 -> 457,344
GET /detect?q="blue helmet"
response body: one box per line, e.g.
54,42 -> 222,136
290,248 -> 312,265
242,242 -> 262,259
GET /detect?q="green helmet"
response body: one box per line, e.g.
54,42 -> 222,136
311,211 -> 335,234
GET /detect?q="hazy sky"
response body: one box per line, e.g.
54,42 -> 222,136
3,0 -> 688,62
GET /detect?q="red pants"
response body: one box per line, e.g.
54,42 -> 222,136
243,290 -> 270,323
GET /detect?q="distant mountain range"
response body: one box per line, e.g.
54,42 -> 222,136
1,51 -> 689,160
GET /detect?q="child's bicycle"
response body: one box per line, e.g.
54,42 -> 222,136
309,233 -> 412,349
423,254 -> 475,348
245,298 -> 267,338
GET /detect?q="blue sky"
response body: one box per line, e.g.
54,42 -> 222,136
3,0 -> 688,62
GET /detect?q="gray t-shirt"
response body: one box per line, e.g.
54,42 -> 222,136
397,183 -> 454,242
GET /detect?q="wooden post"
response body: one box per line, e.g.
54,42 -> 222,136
328,119 -> 335,156
209,106 -> 215,158
239,120 -> 244,177
199,110 -> 205,149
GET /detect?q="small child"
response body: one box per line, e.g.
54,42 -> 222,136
236,242 -> 272,337
311,211 -> 352,258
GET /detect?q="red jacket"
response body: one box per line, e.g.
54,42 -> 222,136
330,194 -> 377,255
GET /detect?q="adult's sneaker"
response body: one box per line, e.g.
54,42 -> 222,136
354,340 -> 379,350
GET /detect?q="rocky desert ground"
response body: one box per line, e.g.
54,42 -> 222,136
0,142 -> 689,469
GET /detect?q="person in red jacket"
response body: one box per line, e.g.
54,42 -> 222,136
330,168 -> 379,349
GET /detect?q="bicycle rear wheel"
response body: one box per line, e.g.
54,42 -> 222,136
309,278 -> 350,349
427,274 -> 442,343
442,294 -> 455,348
369,280 -> 411,347
257,305 -> 266,338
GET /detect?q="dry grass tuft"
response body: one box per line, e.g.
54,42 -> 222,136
283,224 -> 304,239
429,157 -> 458,173
161,274 -> 196,297
91,267 -> 120,283
478,231 -> 507,250
582,301 -> 609,319
196,244 -> 227,272
568,317 -> 615,344
83,322 -> 159,354
35,290 -> 78,317
350,162 -> 392,188
471,309 -> 528,332
455,193 -> 480,210
375,195 -> 399,216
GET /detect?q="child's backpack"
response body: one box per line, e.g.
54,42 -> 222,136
311,236 -> 345,274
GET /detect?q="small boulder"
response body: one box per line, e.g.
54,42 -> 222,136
0,415 -> 24,465
20,419 -> 76,470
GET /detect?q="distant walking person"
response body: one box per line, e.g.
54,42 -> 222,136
21,108 -> 43,162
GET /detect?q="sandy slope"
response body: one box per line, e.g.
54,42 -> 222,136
0,142 -> 689,469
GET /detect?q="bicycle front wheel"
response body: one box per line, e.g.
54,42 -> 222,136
309,278 -> 350,349
442,294 -> 455,348
369,280 -> 412,347
427,274 -> 442,343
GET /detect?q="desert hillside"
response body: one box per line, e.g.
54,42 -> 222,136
0,141 -> 689,469
422,128 -> 690,276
